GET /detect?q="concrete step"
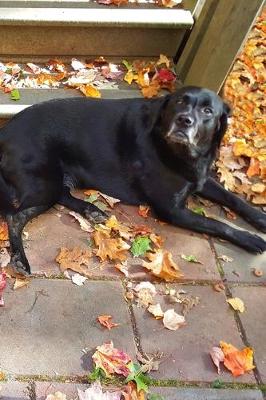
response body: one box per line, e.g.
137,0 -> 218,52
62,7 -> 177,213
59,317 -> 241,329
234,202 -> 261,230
0,6 -> 193,57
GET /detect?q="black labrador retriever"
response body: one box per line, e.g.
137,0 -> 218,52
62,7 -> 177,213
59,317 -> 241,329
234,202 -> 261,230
0,86 -> 265,274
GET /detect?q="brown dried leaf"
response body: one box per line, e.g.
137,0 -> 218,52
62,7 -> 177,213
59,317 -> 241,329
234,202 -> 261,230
97,315 -> 119,330
56,247 -> 92,275
142,249 -> 183,282
210,346 -> 224,374
93,230 -> 130,262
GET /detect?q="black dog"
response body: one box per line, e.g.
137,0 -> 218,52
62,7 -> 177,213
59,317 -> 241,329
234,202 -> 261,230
0,86 -> 265,274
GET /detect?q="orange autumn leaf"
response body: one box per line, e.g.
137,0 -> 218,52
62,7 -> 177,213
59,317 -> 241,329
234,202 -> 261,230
0,222 -> 8,241
97,315 -> 119,330
93,230 -> 130,262
220,341 -> 255,377
79,84 -> 101,98
142,249 -> 183,282
141,82 -> 160,98
105,215 -> 133,240
138,205 -> 150,218
92,341 -> 131,378
247,158 -> 260,177
56,247 -> 92,275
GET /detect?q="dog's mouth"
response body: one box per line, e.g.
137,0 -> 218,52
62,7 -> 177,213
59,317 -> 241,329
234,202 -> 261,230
165,128 -> 189,144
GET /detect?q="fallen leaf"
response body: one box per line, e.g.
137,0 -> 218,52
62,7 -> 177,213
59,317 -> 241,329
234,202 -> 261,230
0,248 -> 10,268
0,222 -> 8,241
136,351 -> 161,372
138,205 -> 150,218
218,255 -> 234,263
78,381 -> 121,400
143,249 -> 183,282
147,303 -> 164,319
134,281 -> 156,307
227,297 -> 245,313
181,295 -> 200,316
181,254 -> 202,264
93,230 -> 130,262
69,211 -> 94,232
149,233 -> 164,248
13,276 -> 30,290
213,282 -> 226,292
115,261 -> 129,277
10,88 -> 20,100
92,341 -> 131,377
252,268 -> 263,277
141,82 -> 160,98
220,341 -> 255,377
133,225 -> 153,236
163,309 -> 186,330
79,84 -> 101,98
99,192 -> 120,208
156,54 -> 170,68
210,346 -> 224,374
71,273 -> 88,286
46,392 -> 67,400
97,315 -> 119,330
56,247 -> 92,276
131,236 -> 151,257
105,215 -> 132,240
125,362 -> 150,392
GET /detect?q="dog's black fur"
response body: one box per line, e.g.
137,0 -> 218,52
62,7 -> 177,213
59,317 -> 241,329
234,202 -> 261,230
0,86 -> 265,274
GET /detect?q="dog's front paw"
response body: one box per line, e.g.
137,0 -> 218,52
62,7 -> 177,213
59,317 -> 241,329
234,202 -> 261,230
237,231 -> 266,254
85,210 -> 108,224
10,254 -> 31,275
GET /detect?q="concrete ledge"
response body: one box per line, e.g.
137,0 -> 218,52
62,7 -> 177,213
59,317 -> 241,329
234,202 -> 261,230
0,8 -> 193,28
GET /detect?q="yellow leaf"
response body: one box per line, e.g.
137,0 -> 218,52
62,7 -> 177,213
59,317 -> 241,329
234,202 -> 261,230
79,84 -> 101,98
156,54 -> 170,68
220,341 -> 255,377
142,249 -> 183,282
124,70 -> 135,85
227,297 -> 245,313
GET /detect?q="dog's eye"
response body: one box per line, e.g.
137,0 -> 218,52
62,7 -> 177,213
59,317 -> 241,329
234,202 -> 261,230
203,107 -> 213,115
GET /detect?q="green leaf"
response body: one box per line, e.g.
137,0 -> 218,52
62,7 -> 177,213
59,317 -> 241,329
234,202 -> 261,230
131,236 -> 151,257
88,366 -> 106,381
181,254 -> 202,264
85,193 -> 99,203
10,89 -> 20,101
125,362 -> 150,392
122,59 -> 132,71
211,379 -> 225,389
192,207 -> 206,216
93,200 -> 108,212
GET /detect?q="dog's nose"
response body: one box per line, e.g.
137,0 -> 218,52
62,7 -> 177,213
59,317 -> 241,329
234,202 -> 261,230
177,114 -> 194,127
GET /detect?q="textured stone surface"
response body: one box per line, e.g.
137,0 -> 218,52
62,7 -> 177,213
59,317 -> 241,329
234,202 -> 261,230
231,286 -> 266,383
0,381 -> 31,399
133,284 -> 256,383
149,387 -> 264,400
0,279 -> 136,376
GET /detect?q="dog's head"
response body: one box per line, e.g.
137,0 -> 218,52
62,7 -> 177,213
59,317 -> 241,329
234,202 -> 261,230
161,86 -> 231,159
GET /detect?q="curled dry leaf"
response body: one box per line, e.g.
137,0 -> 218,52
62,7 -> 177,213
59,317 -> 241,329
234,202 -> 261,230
220,341 -> 255,377
71,273 -> 87,286
142,249 -> 183,282
105,215 -> 132,240
163,309 -> 186,330
4,265 -> 30,290
134,281 -> 156,307
79,84 -> 101,98
218,255 -> 233,263
56,247 -> 92,276
97,315 -> 119,330
93,230 -> 130,262
147,303 -> 164,319
136,351 -> 160,372
252,268 -> 263,277
115,261 -> 128,277
78,381 -> 121,400
210,346 -> 224,374
150,233 -> 164,248
227,297 -> 245,313
99,192 -> 120,208
92,341 -> 131,377
213,282 -> 226,292
69,211 -> 94,232
138,205 -> 150,218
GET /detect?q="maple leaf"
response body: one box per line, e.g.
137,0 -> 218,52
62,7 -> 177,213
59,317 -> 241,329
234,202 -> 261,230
97,315 -> 119,330
105,215 -> 132,240
93,230 -> 130,262
92,341 -> 131,378
125,362 -> 150,392
141,82 -> 160,98
131,236 -> 151,257
143,249 -> 183,281
220,341 -> 255,377
56,247 -> 92,275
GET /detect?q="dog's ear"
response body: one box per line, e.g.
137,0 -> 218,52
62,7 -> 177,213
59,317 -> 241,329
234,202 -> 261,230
214,101 -> 231,148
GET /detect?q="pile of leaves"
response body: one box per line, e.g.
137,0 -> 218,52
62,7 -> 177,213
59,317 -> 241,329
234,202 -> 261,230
0,55 -> 177,100
97,0 -> 182,8
219,10 -> 266,204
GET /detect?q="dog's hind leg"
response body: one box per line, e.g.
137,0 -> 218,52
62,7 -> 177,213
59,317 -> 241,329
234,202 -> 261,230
199,177 -> 266,233
58,187 -> 107,224
6,205 -> 50,274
